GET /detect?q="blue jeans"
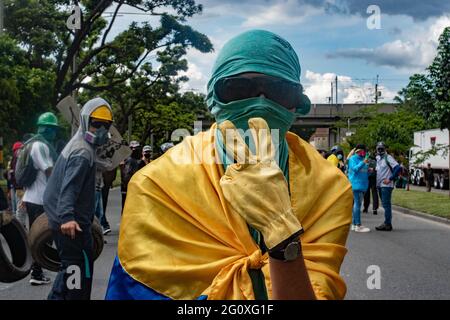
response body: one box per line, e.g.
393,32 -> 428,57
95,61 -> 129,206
48,228 -> 93,300
378,187 -> 393,225
94,190 -> 104,223
352,190 -> 364,225
10,188 -> 17,213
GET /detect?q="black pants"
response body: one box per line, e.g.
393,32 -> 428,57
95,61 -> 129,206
101,185 -> 111,228
363,182 -> 379,212
121,190 -> 127,214
47,227 -> 94,300
24,202 -> 45,277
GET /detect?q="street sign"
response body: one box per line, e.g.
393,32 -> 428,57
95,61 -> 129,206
56,96 -> 131,168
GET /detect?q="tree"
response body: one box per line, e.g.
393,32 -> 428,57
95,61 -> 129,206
348,108 -> 428,162
0,35 -> 55,145
4,0 -> 212,105
1,0 -> 213,152
399,27 -> 450,195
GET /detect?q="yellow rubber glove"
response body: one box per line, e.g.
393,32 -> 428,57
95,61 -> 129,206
218,117 -> 303,250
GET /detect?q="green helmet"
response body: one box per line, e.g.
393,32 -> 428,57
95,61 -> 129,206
37,112 -> 59,127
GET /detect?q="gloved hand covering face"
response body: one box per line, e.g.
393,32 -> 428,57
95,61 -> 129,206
208,30 -> 311,178
218,117 -> 303,250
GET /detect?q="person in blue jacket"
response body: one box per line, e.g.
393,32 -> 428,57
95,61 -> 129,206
347,144 -> 370,233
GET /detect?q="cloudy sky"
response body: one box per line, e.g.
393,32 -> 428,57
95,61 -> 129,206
106,0 -> 450,104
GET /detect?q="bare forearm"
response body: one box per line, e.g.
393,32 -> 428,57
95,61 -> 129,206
269,250 -> 316,300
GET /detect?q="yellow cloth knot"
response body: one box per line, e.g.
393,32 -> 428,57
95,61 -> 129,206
248,250 -> 264,269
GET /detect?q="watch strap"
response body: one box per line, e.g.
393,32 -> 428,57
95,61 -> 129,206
268,228 -> 303,260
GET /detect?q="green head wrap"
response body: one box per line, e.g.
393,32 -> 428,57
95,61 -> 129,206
207,29 -> 310,176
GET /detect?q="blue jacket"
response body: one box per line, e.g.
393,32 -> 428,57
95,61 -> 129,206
348,154 -> 369,192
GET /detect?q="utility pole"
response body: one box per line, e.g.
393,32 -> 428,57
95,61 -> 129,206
375,74 -> 379,104
330,82 -> 333,104
335,76 -> 338,107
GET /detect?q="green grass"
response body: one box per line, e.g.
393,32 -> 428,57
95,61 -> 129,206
392,189 -> 450,218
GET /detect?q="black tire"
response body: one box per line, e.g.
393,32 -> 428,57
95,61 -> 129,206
0,212 -> 32,283
28,214 -> 104,272
92,217 -> 104,261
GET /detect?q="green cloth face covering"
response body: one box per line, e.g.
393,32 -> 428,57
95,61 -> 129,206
214,96 -> 295,177
207,29 -> 310,300
207,29 -> 310,175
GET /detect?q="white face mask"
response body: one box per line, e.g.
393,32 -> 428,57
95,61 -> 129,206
337,154 -> 343,160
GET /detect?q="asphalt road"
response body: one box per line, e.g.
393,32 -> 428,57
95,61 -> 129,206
1,188 -> 449,300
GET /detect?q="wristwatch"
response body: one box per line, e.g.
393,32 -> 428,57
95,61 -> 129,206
268,229 -> 303,262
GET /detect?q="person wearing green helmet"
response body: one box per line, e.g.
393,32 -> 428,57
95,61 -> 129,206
37,112 -> 59,143
22,111 -> 59,286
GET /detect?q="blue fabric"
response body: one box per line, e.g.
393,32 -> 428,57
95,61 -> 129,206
348,155 -> 369,192
94,190 -> 104,222
105,256 -> 208,300
379,187 -> 393,225
352,190 -> 364,226
390,165 -> 401,182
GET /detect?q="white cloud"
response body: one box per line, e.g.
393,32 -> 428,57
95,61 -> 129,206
242,0 -> 323,27
328,14 -> 450,72
303,70 -> 398,104
179,62 -> 208,93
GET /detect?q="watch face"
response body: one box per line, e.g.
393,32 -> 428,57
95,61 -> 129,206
284,242 -> 300,261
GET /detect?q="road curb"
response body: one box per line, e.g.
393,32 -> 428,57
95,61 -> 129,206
393,205 -> 450,226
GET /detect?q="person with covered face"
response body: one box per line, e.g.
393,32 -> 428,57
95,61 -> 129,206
43,98 -> 113,300
106,30 -> 352,300
120,140 -> 141,212
375,142 -> 400,231
347,144 -> 370,233
138,145 -> 152,169
23,112 -> 59,285
327,145 -> 345,172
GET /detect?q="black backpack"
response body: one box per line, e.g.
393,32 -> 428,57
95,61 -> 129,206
0,187 -> 8,211
14,141 -> 38,188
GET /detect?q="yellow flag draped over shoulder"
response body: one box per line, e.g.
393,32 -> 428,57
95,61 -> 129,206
117,124 -> 352,300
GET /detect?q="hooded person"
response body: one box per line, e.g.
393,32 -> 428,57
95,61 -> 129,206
43,97 -> 113,300
106,30 -> 352,300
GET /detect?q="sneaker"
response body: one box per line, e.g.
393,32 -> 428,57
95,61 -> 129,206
373,210 -> 378,215
362,209 -> 368,214
350,224 -> 356,231
354,225 -> 370,233
375,223 -> 393,231
30,274 -> 51,286
103,227 -> 111,235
